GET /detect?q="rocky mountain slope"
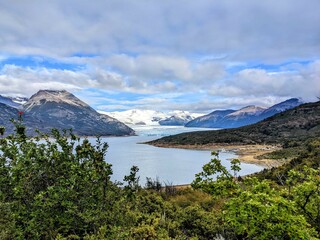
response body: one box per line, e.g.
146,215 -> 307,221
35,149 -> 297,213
148,101 -> 320,146
186,98 -> 303,129
0,90 -> 135,136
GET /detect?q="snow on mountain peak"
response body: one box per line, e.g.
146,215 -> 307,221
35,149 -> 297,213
99,109 -> 204,126
98,109 -> 167,125
24,90 -> 89,111
169,110 -> 203,119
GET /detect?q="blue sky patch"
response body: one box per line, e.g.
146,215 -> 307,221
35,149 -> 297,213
1,55 -> 84,71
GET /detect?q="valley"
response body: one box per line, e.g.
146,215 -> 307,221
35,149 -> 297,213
1,2 -> 319,238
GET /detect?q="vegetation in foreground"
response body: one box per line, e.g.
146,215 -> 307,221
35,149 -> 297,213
0,123 -> 320,239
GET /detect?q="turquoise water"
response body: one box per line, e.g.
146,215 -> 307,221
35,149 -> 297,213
89,126 -> 264,185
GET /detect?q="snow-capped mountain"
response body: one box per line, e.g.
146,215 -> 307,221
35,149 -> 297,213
158,111 -> 203,126
185,98 -> 304,129
99,109 -> 168,125
22,90 -> 135,136
100,109 -> 203,126
0,95 -> 28,108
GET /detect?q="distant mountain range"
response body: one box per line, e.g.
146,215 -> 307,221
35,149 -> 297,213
100,109 -> 168,126
148,100 -> 320,146
101,109 -> 203,126
0,91 -> 306,137
103,98 -> 303,128
0,90 -> 135,137
158,111 -> 195,126
186,98 -> 303,128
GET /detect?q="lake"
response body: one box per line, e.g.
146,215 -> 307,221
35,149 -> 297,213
89,125 -> 264,185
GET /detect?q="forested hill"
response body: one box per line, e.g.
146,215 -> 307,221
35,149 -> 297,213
148,101 -> 320,146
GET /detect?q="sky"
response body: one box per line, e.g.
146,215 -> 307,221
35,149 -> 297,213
0,0 -> 319,113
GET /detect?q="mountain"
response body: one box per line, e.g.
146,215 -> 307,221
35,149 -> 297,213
185,98 -> 303,129
102,109 -> 203,126
220,105 -> 266,128
259,98 -> 303,119
100,109 -> 168,125
148,101 -> 320,147
0,95 -> 28,108
158,111 -> 201,126
186,105 -> 265,128
21,90 -> 135,136
185,110 -> 236,128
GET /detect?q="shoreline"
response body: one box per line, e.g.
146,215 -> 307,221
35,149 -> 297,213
147,142 -> 284,168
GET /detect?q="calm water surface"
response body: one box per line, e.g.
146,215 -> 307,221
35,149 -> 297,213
89,126 -> 264,185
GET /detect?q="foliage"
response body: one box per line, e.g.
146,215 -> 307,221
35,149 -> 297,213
191,150 -> 320,239
0,126 -> 117,238
1,120 -> 320,239
223,179 -> 317,239
0,123 -> 221,239
145,177 -> 162,192
123,165 -> 141,198
192,152 -> 240,197
0,126 -> 5,136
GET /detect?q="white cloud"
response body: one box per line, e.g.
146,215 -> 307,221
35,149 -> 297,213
0,59 -> 319,111
0,65 -> 125,96
0,1 -> 319,61
208,61 -> 320,101
0,1 -> 319,111
107,54 -> 192,81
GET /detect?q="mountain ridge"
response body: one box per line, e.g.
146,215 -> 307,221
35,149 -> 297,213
148,100 -> 320,146
186,98 -> 303,129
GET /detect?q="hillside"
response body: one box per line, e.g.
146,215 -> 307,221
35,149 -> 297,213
148,101 -> 320,146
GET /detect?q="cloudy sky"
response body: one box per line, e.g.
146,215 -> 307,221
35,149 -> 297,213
0,0 -> 319,113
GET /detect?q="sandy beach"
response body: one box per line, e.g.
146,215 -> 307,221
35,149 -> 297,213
148,142 -> 284,167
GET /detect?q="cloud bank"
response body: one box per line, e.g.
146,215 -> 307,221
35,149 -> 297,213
0,0 -> 319,111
